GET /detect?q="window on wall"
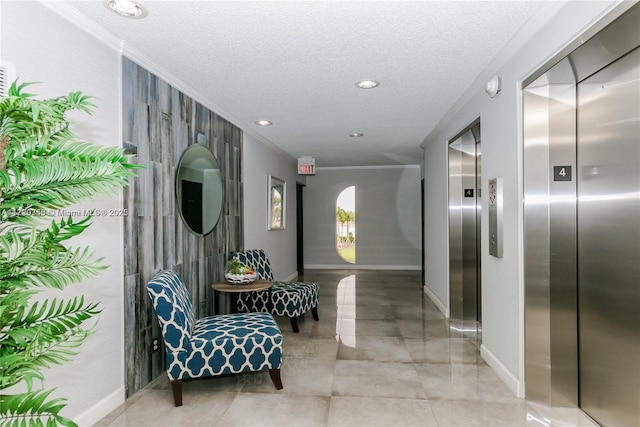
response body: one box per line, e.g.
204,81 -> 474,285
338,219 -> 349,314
336,186 -> 355,263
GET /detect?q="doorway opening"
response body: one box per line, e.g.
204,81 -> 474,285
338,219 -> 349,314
296,183 -> 305,277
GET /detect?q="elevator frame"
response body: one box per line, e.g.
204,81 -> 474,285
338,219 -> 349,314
448,120 -> 482,324
522,2 -> 640,422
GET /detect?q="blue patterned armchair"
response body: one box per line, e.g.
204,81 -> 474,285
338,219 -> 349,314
229,249 -> 319,333
146,270 -> 283,406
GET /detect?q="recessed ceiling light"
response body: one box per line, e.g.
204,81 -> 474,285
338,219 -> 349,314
255,120 -> 273,126
349,133 -> 364,137
355,80 -> 380,89
104,0 -> 148,19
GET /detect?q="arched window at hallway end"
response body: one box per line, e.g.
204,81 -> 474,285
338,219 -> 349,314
336,186 -> 355,263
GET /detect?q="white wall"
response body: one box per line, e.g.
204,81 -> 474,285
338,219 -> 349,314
242,133 -> 302,280
1,1 -> 125,424
422,0 -> 632,396
304,166 -> 422,269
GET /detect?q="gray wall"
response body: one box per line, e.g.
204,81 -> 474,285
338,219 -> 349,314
304,166 -> 422,269
122,58 -> 244,397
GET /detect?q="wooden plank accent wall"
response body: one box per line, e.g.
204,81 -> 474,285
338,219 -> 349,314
122,58 -> 244,397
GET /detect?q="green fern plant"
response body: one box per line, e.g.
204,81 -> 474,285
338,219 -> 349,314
0,82 -> 140,426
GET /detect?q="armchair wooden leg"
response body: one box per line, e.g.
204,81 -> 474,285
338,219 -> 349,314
289,316 -> 299,333
171,379 -> 183,407
311,306 -> 319,321
269,368 -> 283,390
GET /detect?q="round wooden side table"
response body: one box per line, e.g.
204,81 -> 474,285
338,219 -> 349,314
212,280 -> 273,314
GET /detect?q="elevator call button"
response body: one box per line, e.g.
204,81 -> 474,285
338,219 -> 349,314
553,166 -> 572,181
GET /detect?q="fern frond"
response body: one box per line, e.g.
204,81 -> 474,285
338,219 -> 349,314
6,296 -> 101,342
0,389 -> 77,427
0,222 -> 38,264
43,215 -> 93,245
1,156 -> 136,217
0,216 -> 92,255
1,324 -> 97,391
0,295 -> 100,390
8,81 -> 39,97
2,81 -> 92,124
0,218 -> 102,290
6,246 -> 107,290
0,288 -> 38,328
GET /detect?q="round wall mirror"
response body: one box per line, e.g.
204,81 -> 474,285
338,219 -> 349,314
175,144 -> 223,236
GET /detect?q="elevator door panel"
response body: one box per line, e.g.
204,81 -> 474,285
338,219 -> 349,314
577,48 -> 640,427
475,141 -> 482,323
449,123 -> 481,322
461,145 -> 478,321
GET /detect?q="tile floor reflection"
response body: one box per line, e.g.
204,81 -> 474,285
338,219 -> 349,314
96,270 -> 598,427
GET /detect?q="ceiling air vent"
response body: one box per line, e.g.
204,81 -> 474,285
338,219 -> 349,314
0,60 -> 17,97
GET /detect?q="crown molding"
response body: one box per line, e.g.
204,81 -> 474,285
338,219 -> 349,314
39,1 -> 124,52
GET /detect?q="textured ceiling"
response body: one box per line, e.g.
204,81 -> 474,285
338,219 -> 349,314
68,1 -> 552,167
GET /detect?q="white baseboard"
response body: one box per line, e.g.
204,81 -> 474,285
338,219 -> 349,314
75,386 -> 125,427
284,271 -> 299,281
304,264 -> 421,270
422,285 -> 449,318
480,344 -> 522,397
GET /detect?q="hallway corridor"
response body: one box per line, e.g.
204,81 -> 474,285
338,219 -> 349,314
97,270 -> 597,426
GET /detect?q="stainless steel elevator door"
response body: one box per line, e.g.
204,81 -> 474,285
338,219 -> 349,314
461,137 -> 478,321
577,47 -> 640,427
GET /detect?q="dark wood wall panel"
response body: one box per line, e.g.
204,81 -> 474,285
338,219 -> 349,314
122,57 -> 243,397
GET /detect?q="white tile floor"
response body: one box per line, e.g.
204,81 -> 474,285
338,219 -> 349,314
96,270 -> 598,427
